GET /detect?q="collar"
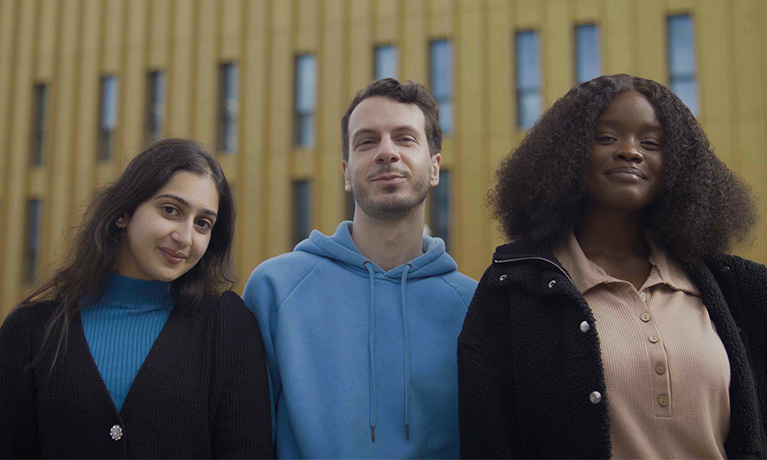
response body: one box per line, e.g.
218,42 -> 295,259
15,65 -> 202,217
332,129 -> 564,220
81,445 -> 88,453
553,232 -> 699,296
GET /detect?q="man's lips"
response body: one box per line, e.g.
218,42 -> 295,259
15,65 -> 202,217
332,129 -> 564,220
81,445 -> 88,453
604,166 -> 645,179
160,247 -> 187,263
371,173 -> 406,182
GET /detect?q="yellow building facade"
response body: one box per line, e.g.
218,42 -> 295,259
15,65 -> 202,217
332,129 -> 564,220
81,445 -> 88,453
1,0 -> 766,322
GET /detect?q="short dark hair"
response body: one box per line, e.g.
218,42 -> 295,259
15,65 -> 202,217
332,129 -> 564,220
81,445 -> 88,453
490,74 -> 757,266
341,78 -> 442,161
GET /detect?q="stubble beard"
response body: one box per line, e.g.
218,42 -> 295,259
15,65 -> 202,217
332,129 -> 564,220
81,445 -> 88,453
351,174 -> 431,221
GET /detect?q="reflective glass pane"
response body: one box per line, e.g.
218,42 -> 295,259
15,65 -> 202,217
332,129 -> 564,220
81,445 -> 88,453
375,45 -> 398,80
575,25 -> 601,83
668,15 -> 696,75
670,79 -> 699,115
516,32 -> 539,90
430,40 -> 453,99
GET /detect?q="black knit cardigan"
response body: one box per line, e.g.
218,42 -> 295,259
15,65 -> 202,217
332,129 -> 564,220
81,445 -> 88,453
458,240 -> 767,459
0,291 -> 272,459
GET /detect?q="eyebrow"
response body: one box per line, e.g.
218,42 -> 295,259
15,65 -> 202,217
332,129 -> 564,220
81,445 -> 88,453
596,119 -> 663,132
351,126 -> 420,141
154,194 -> 218,218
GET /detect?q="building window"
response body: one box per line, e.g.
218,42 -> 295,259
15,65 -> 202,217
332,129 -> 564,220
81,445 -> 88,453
575,24 -> 601,83
30,83 -> 48,167
375,45 -> 398,80
515,31 -> 541,129
24,199 -> 41,284
145,71 -> 166,143
668,15 -> 698,115
430,40 -> 454,135
430,169 -> 451,249
218,63 -> 239,153
98,76 -> 119,161
294,54 -> 317,148
292,180 -> 312,244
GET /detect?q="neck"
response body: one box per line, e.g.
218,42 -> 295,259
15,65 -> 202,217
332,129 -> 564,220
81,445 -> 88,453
575,204 -> 649,259
351,207 -> 426,271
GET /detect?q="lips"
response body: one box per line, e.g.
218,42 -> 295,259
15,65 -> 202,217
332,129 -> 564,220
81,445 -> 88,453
604,166 -> 646,180
371,173 -> 406,182
159,247 -> 187,264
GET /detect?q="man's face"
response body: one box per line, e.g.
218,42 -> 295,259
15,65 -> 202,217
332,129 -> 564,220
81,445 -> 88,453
343,96 -> 441,221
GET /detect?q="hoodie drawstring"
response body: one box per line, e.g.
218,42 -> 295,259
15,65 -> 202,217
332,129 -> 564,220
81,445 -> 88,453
364,261 -> 413,443
364,261 -> 377,442
400,264 -> 412,440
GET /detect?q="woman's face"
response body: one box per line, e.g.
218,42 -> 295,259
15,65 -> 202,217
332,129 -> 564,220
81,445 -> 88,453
585,90 -> 664,212
113,171 -> 219,282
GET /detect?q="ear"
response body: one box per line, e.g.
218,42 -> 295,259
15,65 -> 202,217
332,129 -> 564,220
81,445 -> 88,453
429,153 -> 441,187
116,212 -> 129,229
342,161 -> 352,192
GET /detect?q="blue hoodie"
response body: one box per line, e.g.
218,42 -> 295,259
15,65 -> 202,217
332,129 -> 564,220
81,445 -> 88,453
243,222 -> 477,459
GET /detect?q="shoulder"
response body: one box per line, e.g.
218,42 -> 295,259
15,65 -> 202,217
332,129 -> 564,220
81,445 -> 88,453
246,251 -> 325,289
1,300 -> 60,331
196,291 -> 262,334
438,271 -> 478,308
705,254 -> 767,281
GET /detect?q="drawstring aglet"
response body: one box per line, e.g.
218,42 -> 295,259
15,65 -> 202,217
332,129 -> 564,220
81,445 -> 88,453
371,426 -> 376,442
406,424 -> 410,440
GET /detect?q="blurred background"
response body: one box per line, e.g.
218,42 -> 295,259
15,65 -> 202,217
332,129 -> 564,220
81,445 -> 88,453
1,0 -> 766,322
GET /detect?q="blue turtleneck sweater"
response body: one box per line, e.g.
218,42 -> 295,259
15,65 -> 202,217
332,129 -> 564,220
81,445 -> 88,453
80,274 -> 174,412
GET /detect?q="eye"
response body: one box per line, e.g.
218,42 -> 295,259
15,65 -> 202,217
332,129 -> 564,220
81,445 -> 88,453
641,139 -> 662,150
161,205 -> 179,216
594,135 -> 616,143
398,135 -> 416,143
195,218 -> 214,232
356,138 -> 376,148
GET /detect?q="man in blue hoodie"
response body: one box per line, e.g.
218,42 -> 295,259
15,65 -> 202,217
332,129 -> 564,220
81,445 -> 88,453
243,78 -> 477,458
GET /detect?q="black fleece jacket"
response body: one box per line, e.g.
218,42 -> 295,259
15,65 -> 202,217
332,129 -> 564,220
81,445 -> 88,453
0,291 -> 272,459
458,240 -> 767,459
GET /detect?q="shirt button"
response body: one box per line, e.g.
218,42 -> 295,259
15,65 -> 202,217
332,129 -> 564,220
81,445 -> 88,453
580,321 -> 590,333
589,391 -> 602,404
499,274 -> 507,281
639,292 -> 647,302
648,334 -> 661,343
658,394 -> 670,407
640,312 -> 651,322
110,424 -> 123,441
548,279 -> 557,288
655,362 -> 667,374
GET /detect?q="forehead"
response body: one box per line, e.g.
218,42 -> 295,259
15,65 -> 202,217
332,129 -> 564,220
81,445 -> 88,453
348,96 -> 426,136
598,90 -> 661,128
153,170 -> 219,212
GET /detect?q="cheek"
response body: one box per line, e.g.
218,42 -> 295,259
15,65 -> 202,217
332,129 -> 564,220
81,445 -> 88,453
190,234 -> 213,262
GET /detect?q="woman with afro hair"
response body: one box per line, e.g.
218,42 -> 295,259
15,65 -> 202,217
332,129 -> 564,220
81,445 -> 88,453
458,74 -> 766,459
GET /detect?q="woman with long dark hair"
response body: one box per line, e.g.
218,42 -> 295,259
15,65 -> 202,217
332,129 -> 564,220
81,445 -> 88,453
458,74 -> 766,458
0,138 -> 271,458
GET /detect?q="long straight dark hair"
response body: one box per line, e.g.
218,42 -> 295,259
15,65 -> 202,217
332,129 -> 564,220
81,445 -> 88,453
20,138 -> 236,370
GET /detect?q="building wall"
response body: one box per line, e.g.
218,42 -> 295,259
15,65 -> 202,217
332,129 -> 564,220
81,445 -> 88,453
1,0 -> 766,321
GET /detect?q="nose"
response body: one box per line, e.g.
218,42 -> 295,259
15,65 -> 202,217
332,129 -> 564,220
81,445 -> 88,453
614,139 -> 643,163
171,221 -> 193,248
373,135 -> 401,164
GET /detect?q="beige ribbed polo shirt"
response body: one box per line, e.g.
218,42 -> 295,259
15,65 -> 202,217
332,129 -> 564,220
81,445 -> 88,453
553,232 -> 730,459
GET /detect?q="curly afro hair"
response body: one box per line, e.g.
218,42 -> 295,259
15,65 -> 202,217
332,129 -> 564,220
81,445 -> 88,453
490,74 -> 758,266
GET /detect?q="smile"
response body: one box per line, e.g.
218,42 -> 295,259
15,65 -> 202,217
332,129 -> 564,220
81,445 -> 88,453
371,174 -> 406,184
604,166 -> 646,180
159,247 -> 187,264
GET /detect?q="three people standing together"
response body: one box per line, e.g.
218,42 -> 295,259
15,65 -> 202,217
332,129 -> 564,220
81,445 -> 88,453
1,75 -> 766,459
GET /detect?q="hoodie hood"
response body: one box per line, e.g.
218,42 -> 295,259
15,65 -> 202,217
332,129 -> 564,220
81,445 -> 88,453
296,221 -> 458,280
